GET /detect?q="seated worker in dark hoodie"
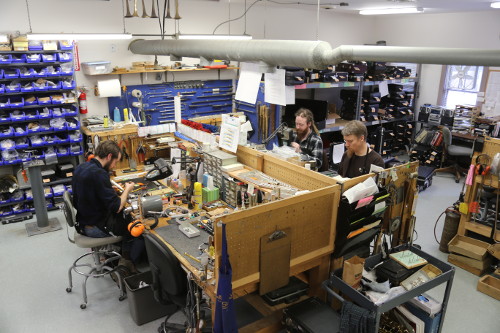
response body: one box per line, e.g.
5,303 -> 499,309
72,140 -> 143,273
338,120 -> 384,178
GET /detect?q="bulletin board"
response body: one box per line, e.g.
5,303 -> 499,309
482,70 -> 500,117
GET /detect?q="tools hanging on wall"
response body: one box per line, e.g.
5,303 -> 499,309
124,0 -> 181,21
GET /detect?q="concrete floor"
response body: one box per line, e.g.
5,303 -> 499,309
0,173 -> 499,333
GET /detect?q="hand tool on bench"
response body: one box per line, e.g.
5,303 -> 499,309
125,0 -> 133,17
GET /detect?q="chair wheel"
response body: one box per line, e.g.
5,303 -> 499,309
66,287 -> 72,293
119,295 -> 127,301
80,303 -> 87,309
455,179 -> 459,183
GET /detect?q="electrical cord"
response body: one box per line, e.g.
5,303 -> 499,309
433,206 -> 458,244
213,0 -> 262,34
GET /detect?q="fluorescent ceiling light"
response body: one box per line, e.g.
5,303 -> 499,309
27,33 -> 132,40
178,34 -> 252,40
0,35 -> 8,43
359,7 -> 424,15
491,2 -> 500,9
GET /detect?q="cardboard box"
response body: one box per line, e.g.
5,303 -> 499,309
12,35 -> 28,51
477,275 -> 500,301
447,234 -> 490,261
448,253 -> 491,270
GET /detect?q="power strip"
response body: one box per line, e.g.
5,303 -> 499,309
179,222 -> 200,238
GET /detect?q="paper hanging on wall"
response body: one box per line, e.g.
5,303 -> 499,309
379,80 -> 389,97
235,62 -> 262,104
219,114 -> 241,153
264,69 -> 286,105
97,79 -> 121,97
174,95 -> 182,123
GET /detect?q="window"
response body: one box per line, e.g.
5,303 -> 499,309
442,65 -> 484,109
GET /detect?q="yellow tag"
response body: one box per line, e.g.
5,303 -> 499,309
459,202 -> 469,214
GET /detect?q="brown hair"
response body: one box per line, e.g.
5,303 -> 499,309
341,120 -> 367,140
95,140 -> 121,159
295,108 -> 319,134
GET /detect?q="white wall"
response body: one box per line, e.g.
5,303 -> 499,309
0,0 -> 376,116
374,11 -> 500,107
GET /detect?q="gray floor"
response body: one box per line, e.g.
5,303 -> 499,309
0,174 -> 499,333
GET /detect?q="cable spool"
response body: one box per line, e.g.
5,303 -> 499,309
439,208 -> 460,253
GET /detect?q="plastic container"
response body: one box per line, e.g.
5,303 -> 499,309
0,54 -> 12,64
10,111 -> 25,121
25,110 -> 39,120
3,68 -> 20,79
37,97 -> 51,105
63,105 -> 78,116
0,126 -> 14,137
59,41 -> 73,50
58,66 -> 74,76
55,134 -> 69,144
0,98 -> 10,108
9,97 -> 24,107
5,83 -> 21,93
26,54 -> 41,63
21,82 -> 35,93
34,68 -> 47,78
81,61 -> 112,75
0,84 -> 4,94
47,81 -> 61,90
11,54 -> 26,63
124,271 -> 177,326
39,108 -> 52,119
61,80 -> 76,90
57,52 -> 73,62
19,68 -> 35,78
0,113 -> 10,123
15,138 -> 29,149
33,82 -> 48,91
41,54 -> 57,62
47,68 -> 61,77
13,126 -> 27,137
24,97 -> 38,106
56,145 -> 69,157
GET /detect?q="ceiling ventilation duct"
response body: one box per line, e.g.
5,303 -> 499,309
129,39 -> 500,68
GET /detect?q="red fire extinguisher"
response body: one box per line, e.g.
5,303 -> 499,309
78,90 -> 88,114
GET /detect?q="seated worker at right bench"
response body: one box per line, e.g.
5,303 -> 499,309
338,120 -> 384,178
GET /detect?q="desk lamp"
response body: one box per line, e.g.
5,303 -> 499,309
145,158 -> 173,182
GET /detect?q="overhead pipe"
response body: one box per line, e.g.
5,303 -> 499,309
129,39 -> 500,68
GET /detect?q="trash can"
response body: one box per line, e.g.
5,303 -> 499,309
124,271 -> 177,325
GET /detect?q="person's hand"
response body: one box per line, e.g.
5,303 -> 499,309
291,142 -> 301,153
124,182 -> 135,193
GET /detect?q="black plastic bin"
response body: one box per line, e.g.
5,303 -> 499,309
124,271 -> 177,326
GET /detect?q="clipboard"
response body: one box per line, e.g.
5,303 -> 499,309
259,228 -> 291,295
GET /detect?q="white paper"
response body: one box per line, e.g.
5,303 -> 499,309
97,79 -> 121,97
219,114 -> 241,153
379,80 -> 389,97
374,201 -> 386,212
343,176 -> 379,203
174,95 -> 182,123
170,148 -> 181,179
285,86 -> 296,105
264,69 -> 286,105
370,164 -> 385,174
235,62 -> 262,104
332,143 -> 345,164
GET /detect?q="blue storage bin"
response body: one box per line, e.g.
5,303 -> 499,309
0,113 -> 10,123
21,82 -> 35,92
27,123 -> 41,134
41,54 -> 57,62
51,185 -> 66,196
12,204 -> 27,214
61,80 -> 76,90
66,184 -> 73,194
51,96 -> 63,104
68,132 -> 82,143
0,69 -> 3,79
0,193 -> 11,204
44,187 -> 53,199
58,66 -> 74,76
54,134 -> 68,144
10,110 -> 25,121
5,83 -> 21,93
26,203 -> 35,212
45,135 -> 57,145
37,97 -> 51,105
66,118 -> 80,130
25,110 -> 39,120
19,68 -> 35,78
0,138 -> 15,150
62,106 -> 78,116
18,152 -> 30,163
56,146 -> 70,157
9,97 -> 24,107
24,97 -> 38,106
38,121 -> 52,132
26,54 -> 41,63
0,54 -> 12,64
15,138 -> 29,149
0,208 -> 13,217
52,122 -> 66,132
3,158 -> 20,165
0,126 -> 13,137
47,81 -> 61,90
57,52 -> 73,62
0,84 -> 4,94
25,190 -> 34,200
0,98 -> 10,108
33,82 -> 48,91
30,135 -> 46,147
51,107 -> 64,118
46,199 -> 54,209
3,68 -> 20,79
10,190 -> 25,203
28,41 -> 43,51
47,68 -> 61,77
31,150 -> 44,160
59,41 -> 73,50
34,68 -> 47,78
13,125 -> 27,137
70,144 -> 83,156
39,108 -> 51,118
11,54 -> 26,63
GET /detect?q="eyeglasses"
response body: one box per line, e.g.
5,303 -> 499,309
344,139 -> 355,144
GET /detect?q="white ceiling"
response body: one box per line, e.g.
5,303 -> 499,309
205,0 -> 500,14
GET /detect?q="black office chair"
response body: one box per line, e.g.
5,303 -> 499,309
436,126 -> 473,183
143,232 -> 188,332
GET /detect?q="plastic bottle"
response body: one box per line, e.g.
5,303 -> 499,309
113,107 -> 121,122
123,108 -> 129,122
103,115 -> 109,128
193,182 -> 202,209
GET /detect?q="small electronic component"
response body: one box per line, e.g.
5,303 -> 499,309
179,221 -> 200,238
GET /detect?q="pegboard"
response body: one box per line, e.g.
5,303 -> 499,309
216,185 -> 340,288
107,79 -> 234,126
482,137 -> 500,158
